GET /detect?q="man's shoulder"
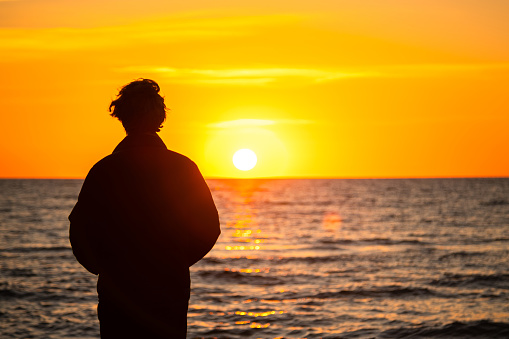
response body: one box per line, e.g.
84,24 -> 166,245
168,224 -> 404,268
163,149 -> 195,164
161,149 -> 200,172
92,148 -> 197,171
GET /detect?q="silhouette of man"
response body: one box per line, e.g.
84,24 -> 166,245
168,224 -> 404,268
69,79 -> 220,338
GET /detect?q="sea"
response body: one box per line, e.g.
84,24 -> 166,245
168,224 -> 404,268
1,178 -> 509,338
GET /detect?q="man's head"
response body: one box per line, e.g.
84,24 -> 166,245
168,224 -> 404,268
109,79 -> 167,134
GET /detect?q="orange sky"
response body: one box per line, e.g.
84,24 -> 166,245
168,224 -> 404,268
1,0 -> 508,178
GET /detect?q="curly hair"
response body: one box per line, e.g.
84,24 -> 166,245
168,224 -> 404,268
109,79 -> 167,133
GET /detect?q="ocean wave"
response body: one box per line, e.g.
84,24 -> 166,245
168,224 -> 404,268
0,287 -> 34,300
201,254 -> 351,265
198,327 -> 269,339
318,238 -> 428,246
268,200 -> 333,206
277,286 -> 445,301
379,320 -> 509,338
430,273 -> 509,289
3,268 -> 36,277
190,286 -> 232,295
438,251 -> 485,260
0,285 -> 78,302
198,270 -> 283,286
480,199 -> 509,206
0,246 -> 71,253
276,255 -> 350,264
200,257 -> 224,265
317,286 -> 440,299
468,237 -> 509,244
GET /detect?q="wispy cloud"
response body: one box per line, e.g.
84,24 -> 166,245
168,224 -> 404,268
380,63 -> 509,77
0,12 -> 303,53
116,63 -> 509,86
208,119 -> 313,128
116,66 -> 373,85
210,119 -> 275,128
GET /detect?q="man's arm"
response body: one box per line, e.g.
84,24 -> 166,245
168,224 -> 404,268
181,162 -> 221,267
69,166 -> 106,275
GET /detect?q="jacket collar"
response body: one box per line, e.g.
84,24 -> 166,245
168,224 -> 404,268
113,133 -> 167,153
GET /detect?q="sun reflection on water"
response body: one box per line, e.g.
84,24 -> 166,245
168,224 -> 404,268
220,180 -> 269,255
322,210 -> 342,233
225,245 -> 261,250
205,180 -> 287,333
224,268 -> 270,273
250,322 -> 271,328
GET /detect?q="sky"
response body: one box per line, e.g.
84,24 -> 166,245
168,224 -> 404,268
1,0 -> 508,178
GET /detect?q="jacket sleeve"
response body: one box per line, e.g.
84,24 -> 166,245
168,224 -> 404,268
69,165 -> 107,275
180,161 -> 221,267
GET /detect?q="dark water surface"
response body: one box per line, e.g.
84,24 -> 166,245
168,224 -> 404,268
1,178 -> 508,338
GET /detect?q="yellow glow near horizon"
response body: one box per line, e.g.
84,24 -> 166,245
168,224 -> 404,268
204,118 -> 289,178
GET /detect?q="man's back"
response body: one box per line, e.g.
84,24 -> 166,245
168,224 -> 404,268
70,133 -> 220,338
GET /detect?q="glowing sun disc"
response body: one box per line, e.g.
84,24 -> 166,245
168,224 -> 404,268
233,149 -> 257,171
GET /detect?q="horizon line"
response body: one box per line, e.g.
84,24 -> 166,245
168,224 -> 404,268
1,175 -> 508,180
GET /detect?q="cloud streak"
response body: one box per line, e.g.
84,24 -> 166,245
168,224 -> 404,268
380,63 -> 509,77
208,119 -> 313,128
115,63 -> 509,86
0,12 -> 304,54
116,66 -> 374,85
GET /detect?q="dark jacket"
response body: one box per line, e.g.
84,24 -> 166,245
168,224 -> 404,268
69,133 -> 220,337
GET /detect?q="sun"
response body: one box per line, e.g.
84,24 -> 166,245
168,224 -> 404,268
232,149 -> 257,171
